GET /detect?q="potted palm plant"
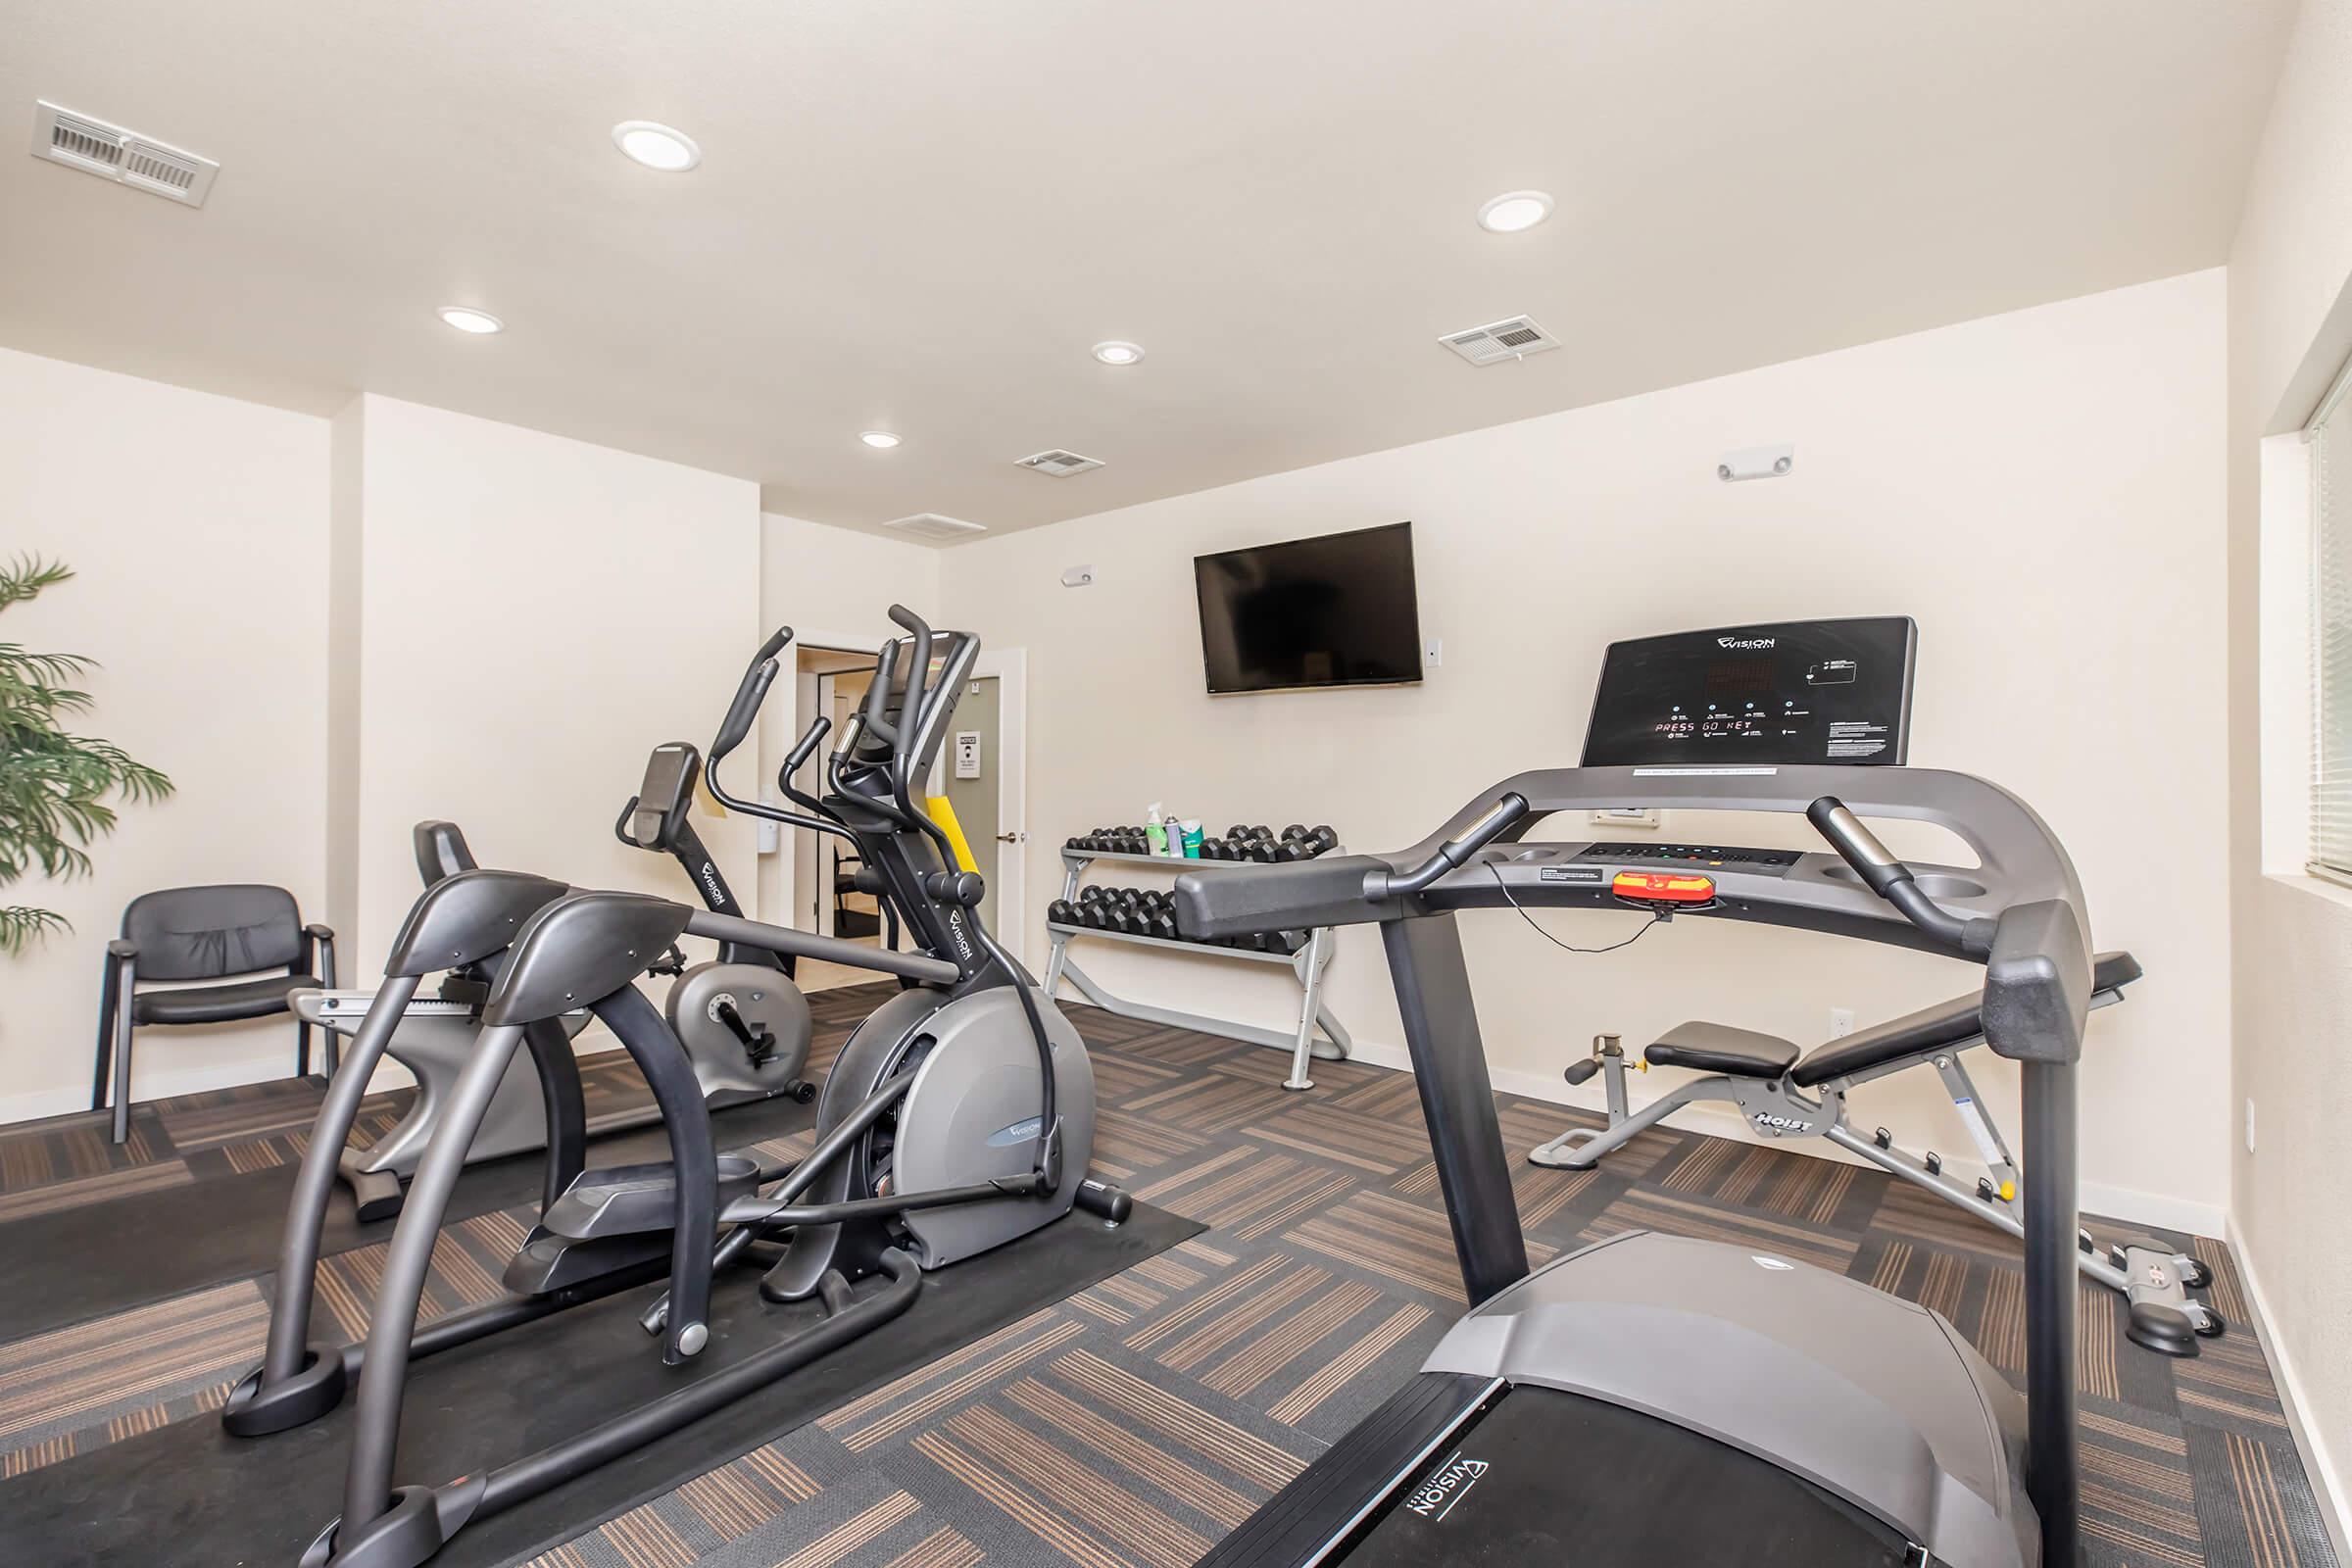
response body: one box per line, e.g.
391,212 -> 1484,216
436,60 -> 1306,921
1,556 -> 172,954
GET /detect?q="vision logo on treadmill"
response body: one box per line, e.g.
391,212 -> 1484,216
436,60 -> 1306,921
1403,1451 -> 1489,1522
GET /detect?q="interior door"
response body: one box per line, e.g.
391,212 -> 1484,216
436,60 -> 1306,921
941,674 -> 1002,932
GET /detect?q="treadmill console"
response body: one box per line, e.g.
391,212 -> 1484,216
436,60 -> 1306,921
1578,841 -> 1796,869
1581,616 -> 1916,767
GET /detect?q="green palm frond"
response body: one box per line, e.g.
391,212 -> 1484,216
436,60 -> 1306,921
0,556 -> 74,611
0,557 -> 172,953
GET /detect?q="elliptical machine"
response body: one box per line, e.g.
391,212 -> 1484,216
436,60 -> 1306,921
307,741 -> 814,1220
230,607 -> 1119,1568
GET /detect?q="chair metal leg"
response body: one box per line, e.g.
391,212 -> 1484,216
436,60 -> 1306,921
93,955 -> 122,1112
111,1008 -> 136,1146
297,1015 -> 313,1080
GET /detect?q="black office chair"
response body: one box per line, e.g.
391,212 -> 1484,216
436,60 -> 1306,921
92,885 -> 336,1145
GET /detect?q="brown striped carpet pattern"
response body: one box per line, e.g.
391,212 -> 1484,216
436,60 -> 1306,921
0,983 -> 2336,1568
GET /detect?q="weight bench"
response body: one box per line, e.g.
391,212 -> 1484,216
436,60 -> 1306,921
1529,950 -> 2226,1355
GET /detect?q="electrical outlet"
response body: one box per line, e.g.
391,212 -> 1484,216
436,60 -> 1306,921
1829,1007 -> 1856,1039
2245,1099 -> 2256,1154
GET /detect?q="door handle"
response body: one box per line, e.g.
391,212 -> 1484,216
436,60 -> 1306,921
995,832 -> 1024,844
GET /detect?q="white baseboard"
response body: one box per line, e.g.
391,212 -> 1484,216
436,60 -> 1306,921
1344,1037 -> 2226,1238
2228,1214 -> 2352,1568
0,1054 -> 295,1127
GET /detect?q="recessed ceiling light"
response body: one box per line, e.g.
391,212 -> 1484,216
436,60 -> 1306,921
436,307 -> 504,334
1092,341 -> 1145,366
612,121 -> 702,172
1476,190 -> 1553,233
859,430 -> 902,449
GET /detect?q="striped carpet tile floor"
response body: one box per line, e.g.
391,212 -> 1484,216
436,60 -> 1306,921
0,981 -> 2335,1568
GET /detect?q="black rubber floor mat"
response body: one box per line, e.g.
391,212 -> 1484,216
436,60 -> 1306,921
0,1093 -> 817,1342
0,1200 -> 1200,1568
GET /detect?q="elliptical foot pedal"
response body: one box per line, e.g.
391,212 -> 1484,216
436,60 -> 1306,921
539,1153 -> 765,1241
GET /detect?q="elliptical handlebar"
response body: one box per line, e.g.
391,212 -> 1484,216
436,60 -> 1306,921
1807,796 -> 1995,957
711,627 -> 792,762
698,625 -> 859,845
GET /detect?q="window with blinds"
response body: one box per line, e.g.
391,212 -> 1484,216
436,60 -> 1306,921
2310,360 -> 2352,881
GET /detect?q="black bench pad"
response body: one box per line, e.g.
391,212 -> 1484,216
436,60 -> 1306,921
1788,950 -> 2140,1087
1644,1021 -> 1801,1078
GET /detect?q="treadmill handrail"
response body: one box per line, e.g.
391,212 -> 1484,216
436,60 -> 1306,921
1174,764 -> 2086,946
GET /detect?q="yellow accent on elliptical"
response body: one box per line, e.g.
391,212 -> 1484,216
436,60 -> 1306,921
925,795 -> 979,873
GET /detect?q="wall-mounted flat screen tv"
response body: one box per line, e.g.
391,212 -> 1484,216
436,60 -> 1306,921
1194,521 -> 1422,694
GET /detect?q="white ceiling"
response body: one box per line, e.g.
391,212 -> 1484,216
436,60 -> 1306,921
1,1 -> 2295,542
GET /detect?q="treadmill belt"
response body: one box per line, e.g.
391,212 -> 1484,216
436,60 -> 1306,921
1345,1383 -> 1918,1567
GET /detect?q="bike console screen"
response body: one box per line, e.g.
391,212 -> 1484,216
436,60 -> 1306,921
1581,617 -> 1916,766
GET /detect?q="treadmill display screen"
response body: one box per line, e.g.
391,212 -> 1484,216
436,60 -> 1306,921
1581,617 -> 1916,767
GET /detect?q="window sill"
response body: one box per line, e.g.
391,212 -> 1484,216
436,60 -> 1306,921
2262,868 -> 2352,916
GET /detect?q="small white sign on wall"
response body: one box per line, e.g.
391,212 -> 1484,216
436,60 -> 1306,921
955,730 -> 981,779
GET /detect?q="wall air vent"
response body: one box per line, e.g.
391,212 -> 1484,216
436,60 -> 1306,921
1438,315 -> 1560,367
1015,449 -> 1104,477
882,512 -> 989,542
30,101 -> 218,207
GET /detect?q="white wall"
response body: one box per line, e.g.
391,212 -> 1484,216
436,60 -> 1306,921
754,514 -> 941,923
944,270 -> 2231,1233
2226,0 -> 2352,1541
338,397 -> 764,976
0,347 -> 330,1119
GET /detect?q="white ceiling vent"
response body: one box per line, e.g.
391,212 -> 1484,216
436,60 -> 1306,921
1015,449 -> 1104,478
30,101 -> 218,207
882,512 -> 989,542
1439,315 -> 1560,367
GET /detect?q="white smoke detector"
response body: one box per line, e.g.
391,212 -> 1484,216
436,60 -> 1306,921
1015,449 -> 1104,477
882,512 -> 988,541
1438,315 -> 1560,367
29,101 -> 218,207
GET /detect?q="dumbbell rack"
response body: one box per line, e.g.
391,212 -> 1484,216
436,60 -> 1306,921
1042,846 -> 1352,1092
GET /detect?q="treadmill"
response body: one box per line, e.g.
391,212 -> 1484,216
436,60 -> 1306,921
1172,617 -> 2085,1568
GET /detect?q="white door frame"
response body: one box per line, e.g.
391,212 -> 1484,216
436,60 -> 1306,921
779,630 -> 1028,964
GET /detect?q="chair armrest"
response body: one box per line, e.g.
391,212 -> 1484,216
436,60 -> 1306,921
299,923 -> 338,988
107,939 -> 138,959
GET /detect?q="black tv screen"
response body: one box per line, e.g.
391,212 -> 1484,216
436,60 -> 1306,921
1194,521 -> 1422,694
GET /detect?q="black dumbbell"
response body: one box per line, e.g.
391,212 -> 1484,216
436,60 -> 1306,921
1244,837 -> 1279,862
1304,825 -> 1339,855
1048,899 -> 1078,926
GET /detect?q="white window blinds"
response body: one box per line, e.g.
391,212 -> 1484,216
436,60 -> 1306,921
2310,359 -> 2352,881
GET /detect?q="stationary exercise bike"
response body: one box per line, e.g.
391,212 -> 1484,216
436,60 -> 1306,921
229,607 -> 1121,1568
307,741 -> 814,1220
